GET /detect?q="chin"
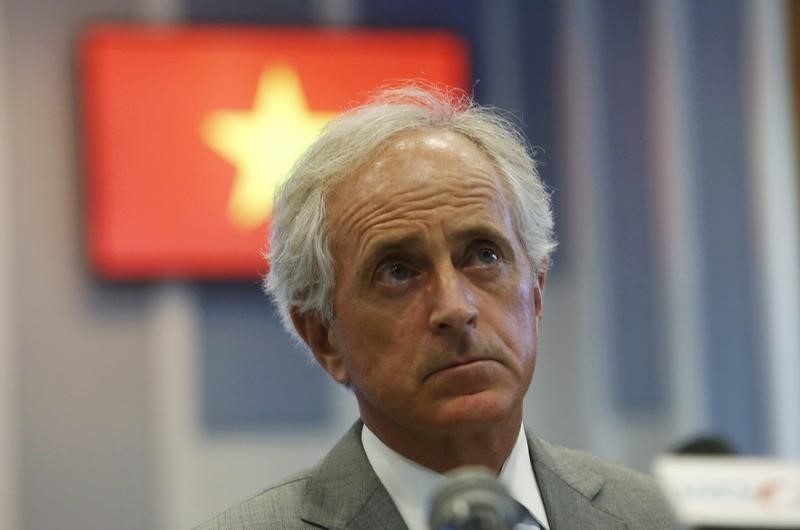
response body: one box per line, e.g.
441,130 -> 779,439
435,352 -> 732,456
427,390 -> 519,432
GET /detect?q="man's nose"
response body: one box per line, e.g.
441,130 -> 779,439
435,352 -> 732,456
428,266 -> 478,334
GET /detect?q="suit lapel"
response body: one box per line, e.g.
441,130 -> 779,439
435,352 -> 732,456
300,421 -> 407,530
301,423 -> 625,530
527,433 -> 626,530
345,486 -> 406,530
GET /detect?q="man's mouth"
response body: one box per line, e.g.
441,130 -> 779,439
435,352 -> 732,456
423,357 -> 498,381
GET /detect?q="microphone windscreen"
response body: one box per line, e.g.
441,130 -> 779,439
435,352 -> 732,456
671,435 -> 736,456
428,466 -> 527,530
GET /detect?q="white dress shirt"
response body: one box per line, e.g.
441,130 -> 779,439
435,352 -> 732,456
362,424 -> 550,530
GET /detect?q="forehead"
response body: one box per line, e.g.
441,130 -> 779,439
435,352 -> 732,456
354,128 -> 499,187
326,129 -> 515,254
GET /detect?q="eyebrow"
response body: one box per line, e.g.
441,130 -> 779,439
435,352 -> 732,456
448,225 -> 513,249
358,223 -> 517,273
449,223 -> 518,262
360,233 -> 426,271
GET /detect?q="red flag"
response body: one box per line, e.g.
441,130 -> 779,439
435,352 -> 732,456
81,25 -> 469,279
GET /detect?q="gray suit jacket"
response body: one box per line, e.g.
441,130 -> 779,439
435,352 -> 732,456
196,422 -> 678,529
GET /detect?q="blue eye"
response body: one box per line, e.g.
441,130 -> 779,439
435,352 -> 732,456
377,262 -> 413,284
475,247 -> 499,264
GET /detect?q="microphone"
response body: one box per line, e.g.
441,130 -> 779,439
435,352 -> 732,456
428,466 -> 530,530
671,434 -> 736,457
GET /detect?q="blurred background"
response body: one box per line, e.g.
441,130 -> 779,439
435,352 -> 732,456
1,0 -> 799,529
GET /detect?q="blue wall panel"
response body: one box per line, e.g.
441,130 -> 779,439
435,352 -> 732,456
595,0 -> 667,414
187,0 -> 315,24
516,0 -> 564,264
199,282 -> 329,431
686,0 -> 766,453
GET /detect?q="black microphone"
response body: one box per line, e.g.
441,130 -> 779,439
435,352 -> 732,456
671,434 -> 736,457
428,466 -> 530,530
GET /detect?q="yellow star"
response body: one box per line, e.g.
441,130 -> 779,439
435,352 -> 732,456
202,66 -> 336,229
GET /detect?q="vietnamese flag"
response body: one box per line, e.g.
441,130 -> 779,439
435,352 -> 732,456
80,25 -> 469,279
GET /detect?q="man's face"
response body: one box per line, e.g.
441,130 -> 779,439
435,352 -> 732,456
295,129 -> 544,440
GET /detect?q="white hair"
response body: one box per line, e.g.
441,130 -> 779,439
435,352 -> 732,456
264,84 -> 556,342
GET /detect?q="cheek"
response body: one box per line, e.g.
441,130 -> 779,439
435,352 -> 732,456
335,302 -> 410,366
495,282 -> 539,357
343,287 -> 425,337
338,301 -> 430,385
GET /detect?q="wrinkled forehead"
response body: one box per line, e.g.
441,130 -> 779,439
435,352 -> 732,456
324,129 -> 516,252
327,128 -> 506,207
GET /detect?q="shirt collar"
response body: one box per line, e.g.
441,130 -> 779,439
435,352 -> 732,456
499,426 -> 550,529
361,424 -> 549,530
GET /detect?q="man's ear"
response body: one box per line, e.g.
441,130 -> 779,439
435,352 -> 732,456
290,307 -> 350,385
534,269 -> 547,319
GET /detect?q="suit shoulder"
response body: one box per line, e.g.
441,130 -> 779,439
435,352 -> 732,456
539,441 -> 678,528
193,468 -> 316,530
546,442 -> 660,492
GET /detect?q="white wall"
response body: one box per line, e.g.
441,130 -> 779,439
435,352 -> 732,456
3,1 -> 153,529
0,1 -> 19,527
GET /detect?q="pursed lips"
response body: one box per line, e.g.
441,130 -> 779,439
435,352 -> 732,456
422,357 -> 500,381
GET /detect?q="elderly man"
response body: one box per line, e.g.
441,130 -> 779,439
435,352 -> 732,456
198,85 -> 676,529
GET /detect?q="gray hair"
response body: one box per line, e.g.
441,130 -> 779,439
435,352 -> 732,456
264,84 -> 556,340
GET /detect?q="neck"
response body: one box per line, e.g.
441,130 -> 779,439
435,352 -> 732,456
360,412 -> 522,475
